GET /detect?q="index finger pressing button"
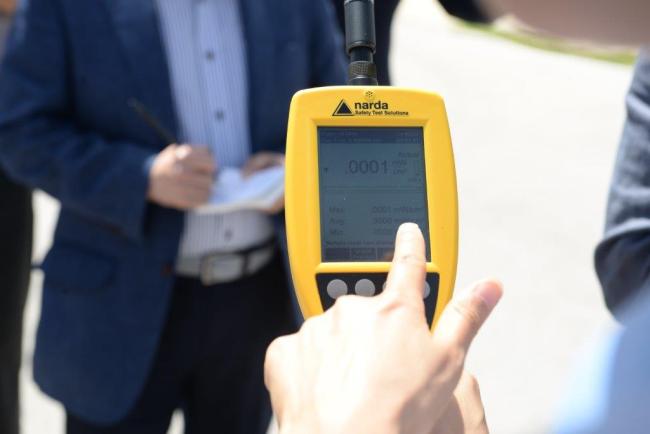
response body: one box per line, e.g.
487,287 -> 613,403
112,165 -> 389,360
385,223 -> 427,301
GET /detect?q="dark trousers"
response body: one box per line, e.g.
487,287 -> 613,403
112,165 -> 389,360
333,0 -> 401,85
0,170 -> 32,434
66,254 -> 296,434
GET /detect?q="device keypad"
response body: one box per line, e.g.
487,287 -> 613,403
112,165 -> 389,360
354,279 -> 376,296
315,272 -> 440,326
326,279 -> 348,299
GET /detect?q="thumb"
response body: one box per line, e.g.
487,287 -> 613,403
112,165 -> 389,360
432,279 -> 503,352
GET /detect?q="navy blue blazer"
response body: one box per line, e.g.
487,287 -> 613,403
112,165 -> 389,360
0,0 -> 346,424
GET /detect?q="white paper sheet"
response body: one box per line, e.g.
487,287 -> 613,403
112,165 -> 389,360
195,165 -> 285,214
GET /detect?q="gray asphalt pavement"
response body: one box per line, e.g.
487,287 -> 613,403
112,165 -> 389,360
20,1 -> 633,433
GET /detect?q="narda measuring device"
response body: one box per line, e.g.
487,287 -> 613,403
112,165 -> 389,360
285,0 -> 458,328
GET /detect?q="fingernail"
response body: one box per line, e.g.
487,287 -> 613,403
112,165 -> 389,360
472,280 -> 503,310
398,222 -> 420,234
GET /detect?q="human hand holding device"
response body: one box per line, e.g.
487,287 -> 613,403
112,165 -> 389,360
242,151 -> 285,214
265,223 -> 502,434
147,144 -> 216,210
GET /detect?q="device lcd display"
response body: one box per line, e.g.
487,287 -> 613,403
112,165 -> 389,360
318,127 -> 431,262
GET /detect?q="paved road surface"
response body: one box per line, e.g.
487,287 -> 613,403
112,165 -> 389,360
20,1 -> 633,433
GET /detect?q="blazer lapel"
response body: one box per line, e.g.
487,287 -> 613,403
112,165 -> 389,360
102,0 -> 178,141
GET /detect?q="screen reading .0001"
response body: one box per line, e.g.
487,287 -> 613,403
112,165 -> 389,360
318,127 -> 431,262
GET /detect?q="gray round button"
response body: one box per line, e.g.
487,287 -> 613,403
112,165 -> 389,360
327,279 -> 348,299
355,279 -> 376,297
423,282 -> 431,299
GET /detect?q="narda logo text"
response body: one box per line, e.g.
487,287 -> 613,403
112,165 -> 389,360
332,93 -> 408,117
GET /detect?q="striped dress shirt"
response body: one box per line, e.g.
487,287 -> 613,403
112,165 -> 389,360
155,0 -> 274,259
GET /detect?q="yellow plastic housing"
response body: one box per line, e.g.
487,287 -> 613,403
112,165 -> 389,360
285,86 -> 458,330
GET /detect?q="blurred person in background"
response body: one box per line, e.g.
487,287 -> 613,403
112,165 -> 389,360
0,1 -> 32,434
595,50 -> 650,318
0,1 -> 345,433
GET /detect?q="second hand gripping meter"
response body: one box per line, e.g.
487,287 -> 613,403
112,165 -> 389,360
285,0 -> 458,329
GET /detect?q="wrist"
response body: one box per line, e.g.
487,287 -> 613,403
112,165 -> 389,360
278,419 -> 319,434
279,414 -> 400,434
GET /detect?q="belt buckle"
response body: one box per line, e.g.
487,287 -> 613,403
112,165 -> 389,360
199,253 -> 245,285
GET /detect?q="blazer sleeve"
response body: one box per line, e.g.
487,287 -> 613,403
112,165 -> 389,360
0,0 -> 156,242
307,0 -> 347,87
595,50 -> 650,316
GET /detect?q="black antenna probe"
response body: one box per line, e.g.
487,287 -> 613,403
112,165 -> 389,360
344,0 -> 378,86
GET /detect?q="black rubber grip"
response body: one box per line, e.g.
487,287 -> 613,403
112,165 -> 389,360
348,60 -> 376,79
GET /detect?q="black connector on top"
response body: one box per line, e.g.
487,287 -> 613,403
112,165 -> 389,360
344,0 -> 378,86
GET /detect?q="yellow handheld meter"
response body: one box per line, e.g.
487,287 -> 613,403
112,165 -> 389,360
285,0 -> 458,329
